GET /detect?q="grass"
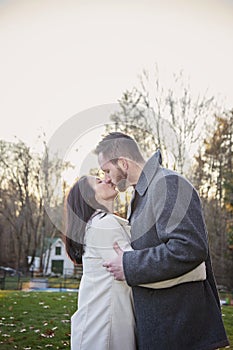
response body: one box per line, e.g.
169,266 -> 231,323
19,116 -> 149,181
47,277 -> 80,290
2,276 -> 30,290
0,291 -> 77,349
0,291 -> 232,349
222,306 -> 233,349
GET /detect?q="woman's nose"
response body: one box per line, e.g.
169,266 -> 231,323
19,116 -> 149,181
104,174 -> 111,183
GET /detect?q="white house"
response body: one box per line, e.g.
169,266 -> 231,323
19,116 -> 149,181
43,238 -> 76,276
28,256 -> 40,273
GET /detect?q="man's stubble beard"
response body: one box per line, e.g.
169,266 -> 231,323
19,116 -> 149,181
115,167 -> 129,192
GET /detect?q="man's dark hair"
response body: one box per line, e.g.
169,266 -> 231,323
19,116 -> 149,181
95,132 -> 144,164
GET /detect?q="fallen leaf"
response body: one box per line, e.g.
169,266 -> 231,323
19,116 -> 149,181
19,329 -> 27,333
40,329 -> 55,338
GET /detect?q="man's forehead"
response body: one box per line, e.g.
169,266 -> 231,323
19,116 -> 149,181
98,153 -> 111,168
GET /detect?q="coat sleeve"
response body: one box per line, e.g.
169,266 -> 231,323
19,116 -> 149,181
123,174 -> 209,286
86,214 -> 132,261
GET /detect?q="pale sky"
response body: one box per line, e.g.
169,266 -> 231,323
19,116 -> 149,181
0,0 -> 233,152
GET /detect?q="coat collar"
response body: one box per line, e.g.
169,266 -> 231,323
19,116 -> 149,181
135,150 -> 162,196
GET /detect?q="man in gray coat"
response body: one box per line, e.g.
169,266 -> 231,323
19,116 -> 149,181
96,132 -> 229,350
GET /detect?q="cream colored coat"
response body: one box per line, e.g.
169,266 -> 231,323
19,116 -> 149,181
71,212 -> 206,350
71,212 -> 136,350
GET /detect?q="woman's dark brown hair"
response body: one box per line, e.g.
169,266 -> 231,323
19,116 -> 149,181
65,176 -> 107,264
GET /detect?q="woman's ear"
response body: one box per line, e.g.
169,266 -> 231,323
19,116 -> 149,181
117,157 -> 128,170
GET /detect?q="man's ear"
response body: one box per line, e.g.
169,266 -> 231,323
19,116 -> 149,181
117,157 -> 128,170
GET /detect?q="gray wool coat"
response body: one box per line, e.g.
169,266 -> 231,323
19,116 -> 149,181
123,151 -> 229,350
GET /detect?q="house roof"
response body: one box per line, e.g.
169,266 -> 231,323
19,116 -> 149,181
44,237 -> 64,252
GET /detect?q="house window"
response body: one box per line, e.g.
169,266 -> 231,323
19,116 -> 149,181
55,246 -> 61,255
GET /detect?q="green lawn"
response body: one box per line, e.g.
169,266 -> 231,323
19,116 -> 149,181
0,291 -> 77,349
222,306 -> 233,349
0,291 -> 232,349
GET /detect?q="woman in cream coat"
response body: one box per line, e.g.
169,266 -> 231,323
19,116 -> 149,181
65,176 -> 206,350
